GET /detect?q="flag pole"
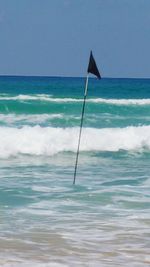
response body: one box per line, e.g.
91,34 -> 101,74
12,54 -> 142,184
73,74 -> 89,184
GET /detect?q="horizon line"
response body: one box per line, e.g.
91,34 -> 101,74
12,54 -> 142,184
0,74 -> 150,80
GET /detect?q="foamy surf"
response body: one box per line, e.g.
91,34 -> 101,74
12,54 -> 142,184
0,125 -> 150,158
1,94 -> 150,105
0,113 -> 63,124
0,259 -> 67,267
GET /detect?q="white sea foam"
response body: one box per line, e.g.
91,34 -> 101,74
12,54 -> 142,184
0,260 -> 67,267
87,98 -> 150,105
1,94 -> 150,105
0,125 -> 150,158
0,113 -> 63,124
0,94 -> 53,101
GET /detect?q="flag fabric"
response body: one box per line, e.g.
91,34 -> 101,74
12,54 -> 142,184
87,51 -> 101,79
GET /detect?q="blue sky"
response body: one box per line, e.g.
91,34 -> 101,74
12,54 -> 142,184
0,0 -> 150,78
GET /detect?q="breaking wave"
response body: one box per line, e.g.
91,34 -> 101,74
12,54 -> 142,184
0,113 -> 63,124
0,125 -> 150,158
1,94 -> 150,105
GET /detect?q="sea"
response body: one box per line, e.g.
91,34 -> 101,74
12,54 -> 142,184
0,76 -> 150,267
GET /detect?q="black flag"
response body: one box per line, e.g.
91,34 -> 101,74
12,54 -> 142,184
87,51 -> 101,79
73,50 -> 101,184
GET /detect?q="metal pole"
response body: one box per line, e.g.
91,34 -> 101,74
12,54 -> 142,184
73,74 -> 89,184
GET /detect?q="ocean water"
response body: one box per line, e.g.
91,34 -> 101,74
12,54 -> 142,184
0,76 -> 150,266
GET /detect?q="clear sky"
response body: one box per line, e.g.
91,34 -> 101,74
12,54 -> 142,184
0,0 -> 150,78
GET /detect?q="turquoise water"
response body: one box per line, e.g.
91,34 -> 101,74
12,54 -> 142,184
0,76 -> 150,266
